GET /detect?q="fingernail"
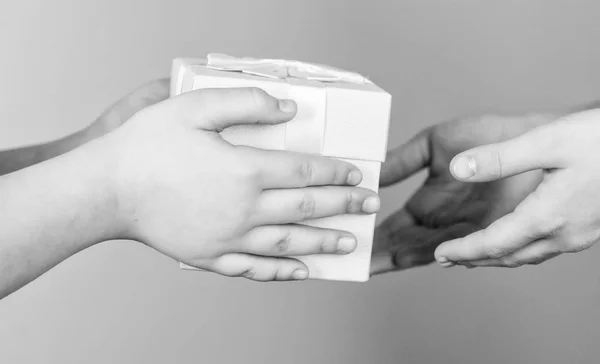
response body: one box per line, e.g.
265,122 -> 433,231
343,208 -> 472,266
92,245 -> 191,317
437,257 -> 455,268
347,169 -> 362,185
278,99 -> 296,113
337,236 -> 357,254
292,269 -> 309,280
362,196 -> 381,214
452,156 -> 476,179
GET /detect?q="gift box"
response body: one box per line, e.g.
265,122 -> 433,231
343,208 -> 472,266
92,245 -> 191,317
170,54 -> 391,282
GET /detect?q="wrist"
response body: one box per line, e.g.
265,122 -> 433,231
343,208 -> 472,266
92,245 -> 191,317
60,134 -> 128,245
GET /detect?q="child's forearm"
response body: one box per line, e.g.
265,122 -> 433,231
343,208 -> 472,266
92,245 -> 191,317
0,78 -> 171,177
0,126 -> 97,176
0,137 -> 119,299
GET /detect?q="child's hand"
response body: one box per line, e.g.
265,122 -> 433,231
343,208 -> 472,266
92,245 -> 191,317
103,87 -> 379,281
0,79 -> 171,177
435,109 -> 600,268
87,78 -> 170,140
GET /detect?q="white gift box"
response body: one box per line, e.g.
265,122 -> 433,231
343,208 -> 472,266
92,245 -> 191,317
170,54 -> 391,282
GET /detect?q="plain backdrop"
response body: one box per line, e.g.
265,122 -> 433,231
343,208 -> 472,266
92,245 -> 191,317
1,1 -> 600,363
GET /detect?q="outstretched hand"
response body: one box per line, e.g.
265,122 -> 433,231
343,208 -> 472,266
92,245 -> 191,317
435,109 -> 600,268
370,113 -> 553,275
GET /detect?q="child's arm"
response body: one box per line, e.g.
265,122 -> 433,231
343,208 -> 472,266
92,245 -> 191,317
0,87 -> 380,299
0,137 -> 118,298
0,79 -> 169,176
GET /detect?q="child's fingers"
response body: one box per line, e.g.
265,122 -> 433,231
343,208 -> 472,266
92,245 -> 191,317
252,186 -> 380,226
210,253 -> 309,282
242,147 -> 362,188
236,225 -> 357,256
165,87 -> 297,132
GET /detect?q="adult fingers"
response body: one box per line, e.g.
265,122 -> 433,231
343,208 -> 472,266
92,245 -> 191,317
449,123 -> 562,182
380,129 -> 431,187
457,239 -> 560,268
434,208 -> 563,264
370,207 -> 476,275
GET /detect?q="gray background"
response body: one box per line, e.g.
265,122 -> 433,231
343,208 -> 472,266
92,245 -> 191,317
1,1 -> 600,363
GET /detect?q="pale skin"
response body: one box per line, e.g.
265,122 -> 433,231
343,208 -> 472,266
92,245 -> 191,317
0,84 -> 381,299
0,79 -> 171,176
371,101 -> 600,274
437,107 -> 600,268
8,78 -> 594,294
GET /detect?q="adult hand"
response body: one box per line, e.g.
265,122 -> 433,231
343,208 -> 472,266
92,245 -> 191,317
435,109 -> 600,268
370,113 -> 554,275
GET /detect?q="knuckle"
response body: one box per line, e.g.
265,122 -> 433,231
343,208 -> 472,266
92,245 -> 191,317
298,161 -> 314,185
249,87 -> 268,108
561,236 -> 577,250
267,267 -> 283,282
502,258 -> 521,268
488,150 -> 503,179
240,269 -> 256,279
562,236 -> 586,253
568,231 -> 600,253
298,193 -> 316,219
345,191 -> 356,213
330,163 -> 341,184
536,216 -> 567,238
333,163 -> 349,184
274,231 -> 292,253
320,236 -> 337,253
484,245 -> 507,259
274,268 -> 290,281
238,160 -> 262,183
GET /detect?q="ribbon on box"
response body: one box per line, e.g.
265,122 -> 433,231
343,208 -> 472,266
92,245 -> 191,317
206,53 -> 371,154
207,53 -> 372,84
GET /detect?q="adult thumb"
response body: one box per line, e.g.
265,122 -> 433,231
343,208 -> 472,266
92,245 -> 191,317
449,123 -> 559,182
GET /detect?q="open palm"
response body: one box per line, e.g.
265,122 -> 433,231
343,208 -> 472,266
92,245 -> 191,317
370,114 -> 553,274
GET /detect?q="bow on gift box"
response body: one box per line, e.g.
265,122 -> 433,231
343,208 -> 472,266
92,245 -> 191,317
204,53 -> 373,155
206,53 -> 372,84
